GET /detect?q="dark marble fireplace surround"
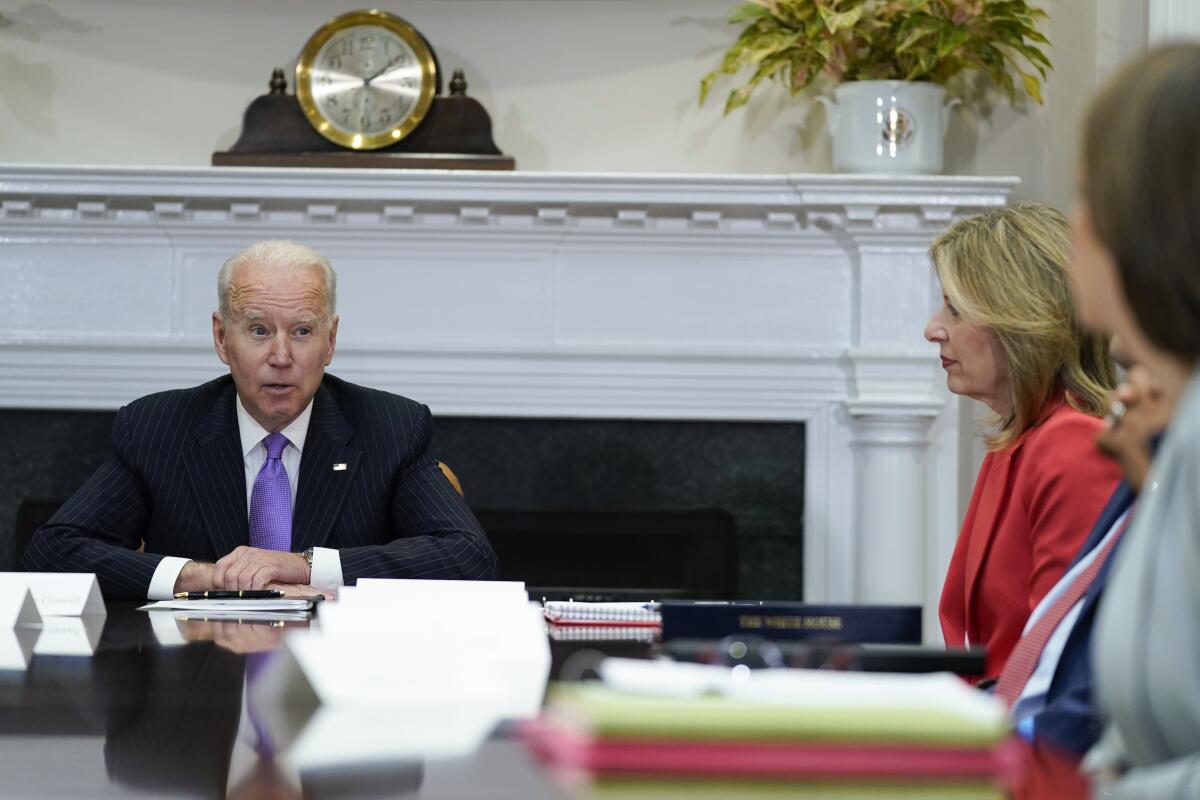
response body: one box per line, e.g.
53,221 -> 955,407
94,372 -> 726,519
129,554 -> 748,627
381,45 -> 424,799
0,409 -> 804,599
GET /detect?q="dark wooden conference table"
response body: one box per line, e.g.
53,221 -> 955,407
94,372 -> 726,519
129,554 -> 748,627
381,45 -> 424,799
0,602 -> 1090,799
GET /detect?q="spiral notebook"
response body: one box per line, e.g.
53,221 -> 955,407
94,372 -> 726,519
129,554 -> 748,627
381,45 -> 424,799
543,601 -> 661,628
548,625 -> 659,643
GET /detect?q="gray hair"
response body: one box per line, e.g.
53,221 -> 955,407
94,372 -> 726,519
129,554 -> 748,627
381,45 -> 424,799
217,240 -> 337,319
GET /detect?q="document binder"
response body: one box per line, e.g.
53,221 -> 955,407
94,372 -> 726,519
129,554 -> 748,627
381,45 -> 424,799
660,601 -> 921,643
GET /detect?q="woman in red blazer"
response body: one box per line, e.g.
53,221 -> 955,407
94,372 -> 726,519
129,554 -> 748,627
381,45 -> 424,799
924,203 -> 1122,681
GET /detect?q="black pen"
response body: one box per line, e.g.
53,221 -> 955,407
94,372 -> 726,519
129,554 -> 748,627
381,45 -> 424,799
173,590 -> 284,600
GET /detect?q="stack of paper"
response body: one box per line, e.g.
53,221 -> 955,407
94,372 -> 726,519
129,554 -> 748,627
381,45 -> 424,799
139,598 -> 316,622
527,658 -> 1013,798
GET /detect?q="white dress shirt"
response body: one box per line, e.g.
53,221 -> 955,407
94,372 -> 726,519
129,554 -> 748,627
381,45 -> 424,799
146,396 -> 344,599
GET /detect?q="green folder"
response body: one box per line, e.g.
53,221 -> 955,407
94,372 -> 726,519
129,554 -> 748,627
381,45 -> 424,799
547,683 -> 1008,748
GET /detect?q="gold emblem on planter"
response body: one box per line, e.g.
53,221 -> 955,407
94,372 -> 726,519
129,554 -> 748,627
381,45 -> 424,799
880,106 -> 915,149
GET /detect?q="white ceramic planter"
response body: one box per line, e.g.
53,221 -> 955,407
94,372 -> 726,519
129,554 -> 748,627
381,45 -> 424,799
817,80 -> 959,174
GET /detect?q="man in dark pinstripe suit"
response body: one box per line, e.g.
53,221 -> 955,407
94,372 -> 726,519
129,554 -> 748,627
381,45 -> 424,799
23,241 -> 498,600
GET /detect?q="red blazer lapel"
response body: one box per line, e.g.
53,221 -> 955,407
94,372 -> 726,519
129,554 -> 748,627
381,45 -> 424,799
942,443 -> 1024,645
963,448 -> 1015,599
961,439 -> 1032,643
963,395 -> 1068,607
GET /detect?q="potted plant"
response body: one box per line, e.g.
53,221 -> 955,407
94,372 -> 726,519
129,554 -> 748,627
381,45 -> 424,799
700,0 -> 1053,174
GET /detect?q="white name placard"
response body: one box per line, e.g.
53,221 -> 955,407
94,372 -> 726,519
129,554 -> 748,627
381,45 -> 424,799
284,579 -> 550,726
246,653 -> 496,771
0,584 -> 42,671
287,706 -> 496,771
0,573 -> 106,617
32,615 -> 105,656
351,578 -> 528,604
0,583 -> 42,628
0,626 -> 40,671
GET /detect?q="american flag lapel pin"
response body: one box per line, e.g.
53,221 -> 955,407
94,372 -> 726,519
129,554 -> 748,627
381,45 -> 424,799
333,463 -> 348,471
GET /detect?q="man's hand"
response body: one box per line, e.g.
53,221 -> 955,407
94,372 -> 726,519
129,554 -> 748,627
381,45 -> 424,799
263,581 -> 333,601
212,546 -> 310,590
173,561 -> 216,593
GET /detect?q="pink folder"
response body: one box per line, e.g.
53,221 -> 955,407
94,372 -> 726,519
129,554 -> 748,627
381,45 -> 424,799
525,719 -> 1019,782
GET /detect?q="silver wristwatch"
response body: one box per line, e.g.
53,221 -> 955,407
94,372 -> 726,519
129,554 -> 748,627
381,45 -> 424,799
301,547 -> 314,579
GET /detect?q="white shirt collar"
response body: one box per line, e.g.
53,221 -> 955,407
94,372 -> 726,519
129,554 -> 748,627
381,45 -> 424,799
235,394 -> 313,458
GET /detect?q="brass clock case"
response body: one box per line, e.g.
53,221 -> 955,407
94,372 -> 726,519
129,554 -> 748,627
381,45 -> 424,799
294,9 -> 438,150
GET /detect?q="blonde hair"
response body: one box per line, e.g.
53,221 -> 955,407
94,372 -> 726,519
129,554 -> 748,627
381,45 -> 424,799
217,240 -> 337,321
931,203 -> 1115,450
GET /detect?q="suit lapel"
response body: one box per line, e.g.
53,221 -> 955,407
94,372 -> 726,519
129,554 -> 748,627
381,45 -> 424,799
292,384 -> 361,552
1068,481 -> 1136,570
183,382 -> 250,558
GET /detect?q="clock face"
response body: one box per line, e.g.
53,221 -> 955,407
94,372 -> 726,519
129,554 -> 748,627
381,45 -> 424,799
295,11 -> 437,150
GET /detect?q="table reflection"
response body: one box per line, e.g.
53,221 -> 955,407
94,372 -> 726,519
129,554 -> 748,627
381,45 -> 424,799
0,605 -> 424,798
177,617 -> 293,654
0,603 -> 1093,799
98,622 -> 244,796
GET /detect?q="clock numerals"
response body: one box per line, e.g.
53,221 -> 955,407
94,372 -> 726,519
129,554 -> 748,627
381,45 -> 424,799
330,33 -> 379,58
299,13 -> 435,147
323,32 -> 413,79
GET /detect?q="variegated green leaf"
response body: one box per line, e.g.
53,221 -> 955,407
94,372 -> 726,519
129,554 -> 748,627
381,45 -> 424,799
816,5 -> 864,34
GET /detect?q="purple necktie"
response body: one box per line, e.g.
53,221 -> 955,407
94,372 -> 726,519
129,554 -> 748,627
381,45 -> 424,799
246,651 -> 277,759
249,432 -> 291,551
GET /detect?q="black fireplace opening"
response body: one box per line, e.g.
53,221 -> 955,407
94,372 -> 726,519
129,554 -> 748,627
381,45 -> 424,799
431,417 -> 805,601
476,508 -> 739,601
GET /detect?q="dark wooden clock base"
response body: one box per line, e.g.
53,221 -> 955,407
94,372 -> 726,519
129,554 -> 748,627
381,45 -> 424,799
212,69 -> 515,171
212,151 -> 515,170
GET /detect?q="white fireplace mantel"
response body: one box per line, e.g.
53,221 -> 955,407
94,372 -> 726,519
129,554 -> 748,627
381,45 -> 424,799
0,165 -> 1017,633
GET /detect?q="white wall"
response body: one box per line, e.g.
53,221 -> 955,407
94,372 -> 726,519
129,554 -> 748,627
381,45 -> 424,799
0,0 -> 1145,211
1149,0 -> 1200,42
1102,0 -> 1151,73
